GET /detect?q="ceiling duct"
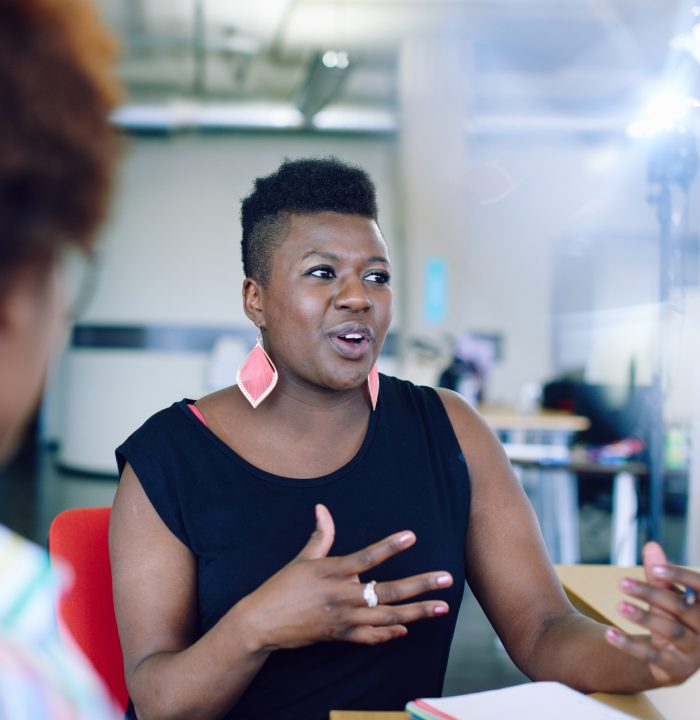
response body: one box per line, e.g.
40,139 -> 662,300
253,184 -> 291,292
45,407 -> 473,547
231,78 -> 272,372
294,51 -> 350,124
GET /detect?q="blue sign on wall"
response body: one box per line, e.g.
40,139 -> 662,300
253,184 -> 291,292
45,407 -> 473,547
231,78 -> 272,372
424,258 -> 447,324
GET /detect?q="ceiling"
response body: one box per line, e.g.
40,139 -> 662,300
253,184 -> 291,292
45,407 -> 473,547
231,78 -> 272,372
94,0 -> 697,132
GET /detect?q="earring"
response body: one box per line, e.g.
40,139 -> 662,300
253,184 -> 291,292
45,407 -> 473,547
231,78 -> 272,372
367,363 -> 379,411
236,331 -> 278,408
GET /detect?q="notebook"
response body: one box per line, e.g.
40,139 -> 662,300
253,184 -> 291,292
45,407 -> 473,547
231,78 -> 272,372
406,682 -> 634,720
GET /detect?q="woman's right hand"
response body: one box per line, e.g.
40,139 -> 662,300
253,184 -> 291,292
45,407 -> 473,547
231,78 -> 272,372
238,504 -> 453,652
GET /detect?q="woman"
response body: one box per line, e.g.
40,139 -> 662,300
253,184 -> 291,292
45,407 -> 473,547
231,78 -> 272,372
111,157 -> 700,720
0,0 -> 120,716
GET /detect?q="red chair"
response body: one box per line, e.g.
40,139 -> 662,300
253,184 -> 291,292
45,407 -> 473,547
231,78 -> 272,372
48,506 -> 129,712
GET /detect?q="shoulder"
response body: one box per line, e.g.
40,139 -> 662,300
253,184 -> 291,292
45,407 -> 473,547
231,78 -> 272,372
194,385 -> 246,425
115,400 -> 193,475
384,376 -> 489,437
432,387 -> 509,467
380,376 -> 500,459
434,386 -> 484,429
121,400 -> 190,442
378,372 -> 440,404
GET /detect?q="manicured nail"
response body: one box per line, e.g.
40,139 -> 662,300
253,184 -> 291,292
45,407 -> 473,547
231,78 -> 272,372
605,628 -> 622,643
619,602 -> 635,616
652,565 -> 670,577
398,532 -> 414,544
436,574 -> 452,587
433,604 -> 449,615
620,578 -> 637,591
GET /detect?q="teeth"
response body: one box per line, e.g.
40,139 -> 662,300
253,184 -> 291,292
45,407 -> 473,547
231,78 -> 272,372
342,333 -> 363,340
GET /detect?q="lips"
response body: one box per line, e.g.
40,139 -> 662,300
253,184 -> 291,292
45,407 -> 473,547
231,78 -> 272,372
327,322 -> 374,360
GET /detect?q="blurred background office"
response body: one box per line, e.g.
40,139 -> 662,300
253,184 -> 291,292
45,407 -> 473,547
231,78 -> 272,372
3,0 -> 700,695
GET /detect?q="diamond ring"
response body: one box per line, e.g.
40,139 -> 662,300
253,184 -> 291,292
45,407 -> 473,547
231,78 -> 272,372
363,580 -> 379,608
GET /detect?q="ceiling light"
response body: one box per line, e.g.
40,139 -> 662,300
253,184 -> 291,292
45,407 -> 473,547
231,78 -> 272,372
321,51 -> 350,70
626,90 -> 700,138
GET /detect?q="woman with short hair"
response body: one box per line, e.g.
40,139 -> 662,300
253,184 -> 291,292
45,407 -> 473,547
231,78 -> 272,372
112,157 -> 700,720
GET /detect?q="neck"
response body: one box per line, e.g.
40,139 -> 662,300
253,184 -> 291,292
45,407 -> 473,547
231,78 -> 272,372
257,373 -> 370,421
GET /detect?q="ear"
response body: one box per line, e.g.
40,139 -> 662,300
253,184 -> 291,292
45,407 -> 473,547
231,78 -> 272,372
242,278 -> 265,327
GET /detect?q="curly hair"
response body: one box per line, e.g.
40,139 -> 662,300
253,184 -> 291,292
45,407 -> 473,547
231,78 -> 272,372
0,0 -> 120,299
240,157 -> 379,284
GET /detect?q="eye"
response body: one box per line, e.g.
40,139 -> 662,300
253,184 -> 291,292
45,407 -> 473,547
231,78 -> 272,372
365,270 -> 391,285
305,265 -> 336,279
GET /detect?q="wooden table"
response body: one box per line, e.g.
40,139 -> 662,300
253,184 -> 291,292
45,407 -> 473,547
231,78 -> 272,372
330,564 -> 699,720
478,407 -> 591,434
558,564 -> 700,720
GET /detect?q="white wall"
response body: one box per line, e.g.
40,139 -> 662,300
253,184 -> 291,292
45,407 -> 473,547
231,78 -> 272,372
449,136 -> 669,404
52,132 -> 402,472
88,133 -> 400,326
49,128 -> 700,476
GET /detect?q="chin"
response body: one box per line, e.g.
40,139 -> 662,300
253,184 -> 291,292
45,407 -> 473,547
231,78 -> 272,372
327,367 -> 370,392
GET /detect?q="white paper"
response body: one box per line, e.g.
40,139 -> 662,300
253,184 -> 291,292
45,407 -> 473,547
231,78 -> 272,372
410,682 -> 634,720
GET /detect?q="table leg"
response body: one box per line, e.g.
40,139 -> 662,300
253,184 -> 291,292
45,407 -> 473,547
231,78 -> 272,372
611,471 -> 638,566
553,469 -> 580,564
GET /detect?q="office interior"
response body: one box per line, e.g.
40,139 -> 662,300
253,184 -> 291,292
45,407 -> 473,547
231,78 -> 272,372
2,0 -> 700,697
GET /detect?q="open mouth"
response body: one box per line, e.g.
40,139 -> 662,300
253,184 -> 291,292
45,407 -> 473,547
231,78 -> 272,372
328,325 -> 374,359
337,332 -> 365,346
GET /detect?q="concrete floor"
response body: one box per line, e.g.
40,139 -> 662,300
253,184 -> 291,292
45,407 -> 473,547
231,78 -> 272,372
0,443 -> 688,698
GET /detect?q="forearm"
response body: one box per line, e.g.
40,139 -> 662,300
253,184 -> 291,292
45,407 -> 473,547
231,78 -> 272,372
524,611 -> 657,694
128,601 -> 270,720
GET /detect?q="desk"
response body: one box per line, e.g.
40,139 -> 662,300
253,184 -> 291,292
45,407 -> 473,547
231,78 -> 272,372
479,407 -> 648,566
513,460 -> 647,566
478,407 -> 591,434
479,408 -> 590,564
557,564 -> 700,720
330,565 -> 698,720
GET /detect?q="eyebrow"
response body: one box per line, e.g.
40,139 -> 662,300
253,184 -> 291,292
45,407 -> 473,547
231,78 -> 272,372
301,249 -> 390,265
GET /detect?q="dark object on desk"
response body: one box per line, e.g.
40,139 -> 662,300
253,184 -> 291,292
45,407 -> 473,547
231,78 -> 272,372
542,381 -> 651,448
438,357 -> 484,406
542,380 -> 652,520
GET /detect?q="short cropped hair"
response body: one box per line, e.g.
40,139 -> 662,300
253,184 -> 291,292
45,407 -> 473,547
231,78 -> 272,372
240,157 -> 378,284
0,0 -> 120,299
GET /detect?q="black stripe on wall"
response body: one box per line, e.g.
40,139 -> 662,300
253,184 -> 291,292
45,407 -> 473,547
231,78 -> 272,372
72,325 -> 398,356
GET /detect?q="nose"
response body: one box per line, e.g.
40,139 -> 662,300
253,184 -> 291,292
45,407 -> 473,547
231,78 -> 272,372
334,275 -> 372,313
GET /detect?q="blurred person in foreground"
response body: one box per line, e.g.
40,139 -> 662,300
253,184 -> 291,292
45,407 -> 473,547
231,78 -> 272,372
112,157 -> 700,720
0,0 -> 120,716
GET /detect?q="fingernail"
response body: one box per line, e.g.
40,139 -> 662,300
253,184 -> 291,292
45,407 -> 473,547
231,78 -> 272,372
652,565 -> 670,577
619,602 -> 635,615
620,578 -> 637,591
433,604 -> 449,615
605,628 -> 621,643
398,532 -> 414,544
436,574 -> 452,587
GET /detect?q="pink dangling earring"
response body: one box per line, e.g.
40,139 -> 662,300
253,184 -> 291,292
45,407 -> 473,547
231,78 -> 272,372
367,363 -> 379,411
236,331 -> 278,408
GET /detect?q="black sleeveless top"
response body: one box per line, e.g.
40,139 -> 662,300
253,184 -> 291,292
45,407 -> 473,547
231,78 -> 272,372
116,374 -> 470,720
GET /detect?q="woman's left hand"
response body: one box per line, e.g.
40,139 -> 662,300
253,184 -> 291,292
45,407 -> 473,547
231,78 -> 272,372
604,541 -> 700,686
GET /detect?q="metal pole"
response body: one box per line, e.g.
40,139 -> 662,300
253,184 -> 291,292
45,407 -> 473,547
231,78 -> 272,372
646,130 -> 698,544
647,180 -> 671,543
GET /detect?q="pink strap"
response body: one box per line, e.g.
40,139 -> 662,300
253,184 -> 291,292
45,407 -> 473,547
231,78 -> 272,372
188,403 -> 208,427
